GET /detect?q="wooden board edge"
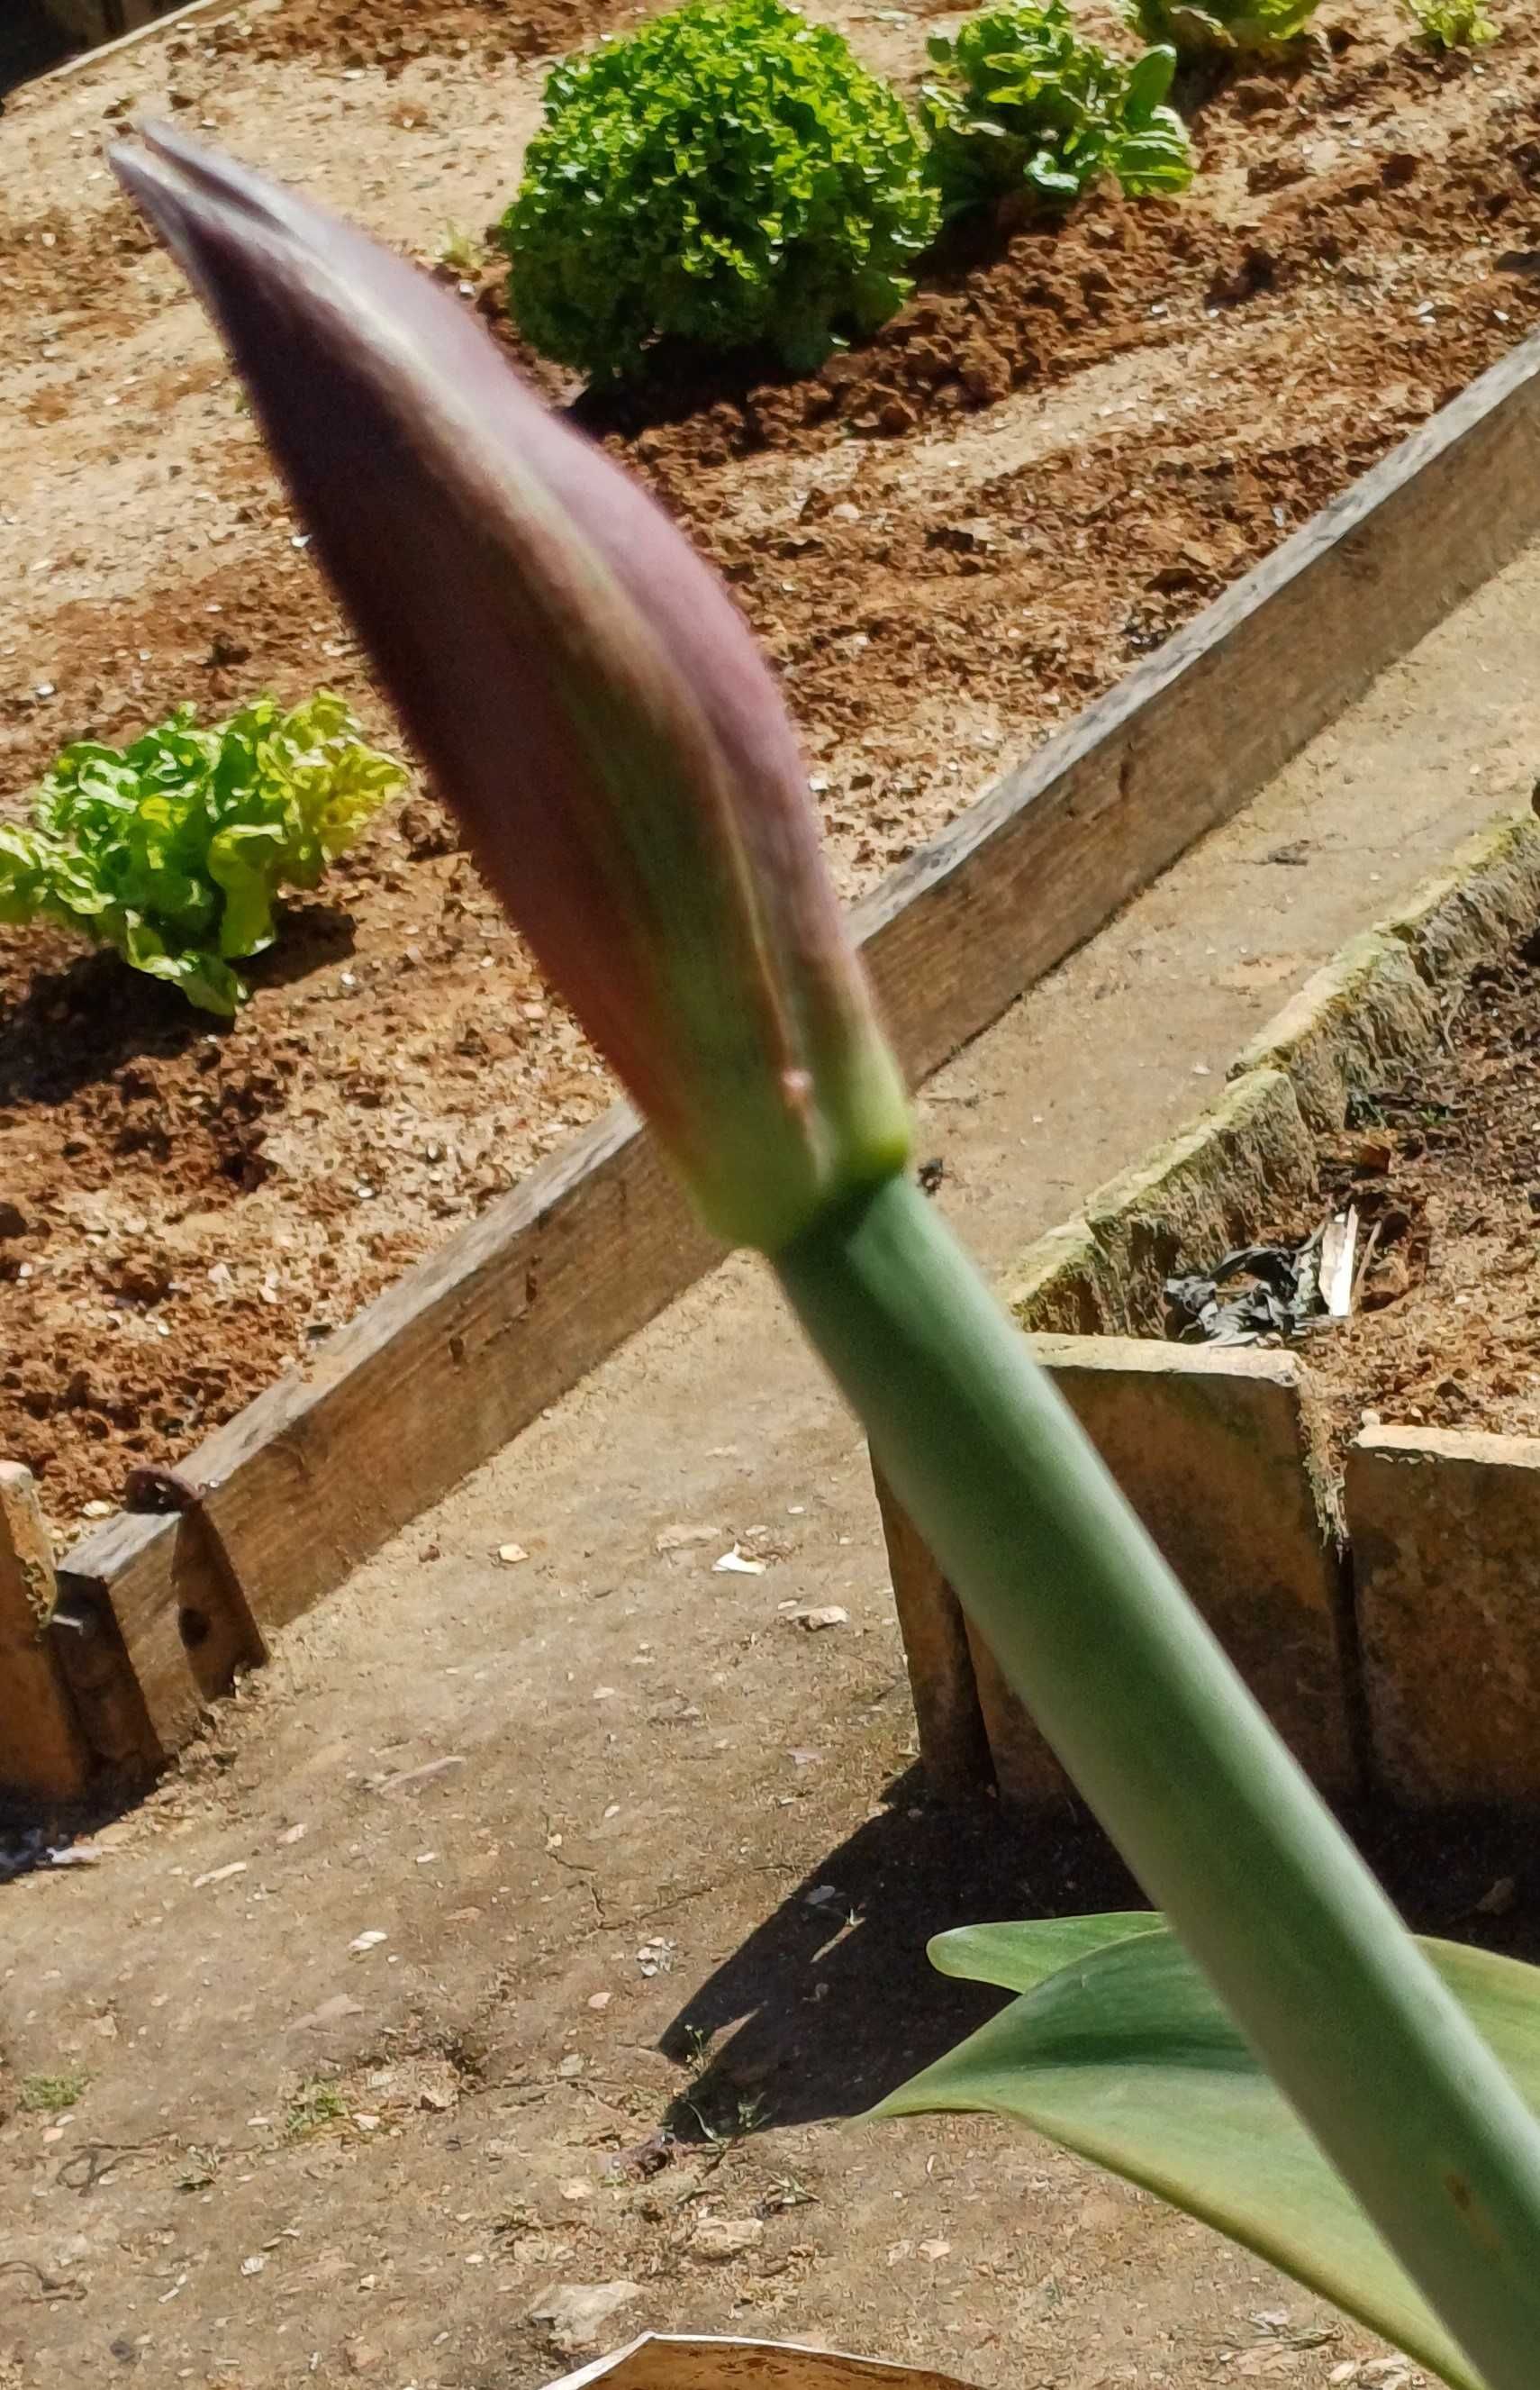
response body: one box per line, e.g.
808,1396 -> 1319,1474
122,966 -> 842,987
869,1461 -> 992,1799
54,326 -> 1540,1767
851,326 -> 1540,1035
32,0 -> 250,86
0,1461 -> 94,1802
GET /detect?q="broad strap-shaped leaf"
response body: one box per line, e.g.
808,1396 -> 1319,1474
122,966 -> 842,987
926,1913 -> 1163,1994
876,1917 -> 1540,2389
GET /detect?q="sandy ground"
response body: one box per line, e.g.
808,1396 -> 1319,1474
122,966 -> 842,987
5,524 -> 1540,2389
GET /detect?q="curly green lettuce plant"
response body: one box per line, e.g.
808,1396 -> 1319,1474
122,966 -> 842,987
922,3 -> 1192,220
1403,0 -> 1497,47
0,695 -> 403,1014
1125,0 -> 1318,54
116,125 -> 1540,2389
501,0 -> 938,383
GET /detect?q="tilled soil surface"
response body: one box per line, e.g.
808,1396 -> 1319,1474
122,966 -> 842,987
4,0 -> 1540,1529
1302,925 -> 1540,1464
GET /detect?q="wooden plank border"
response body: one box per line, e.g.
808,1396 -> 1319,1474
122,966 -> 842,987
33,0 -> 250,87
0,1463 -> 92,1803
53,328 -> 1540,1772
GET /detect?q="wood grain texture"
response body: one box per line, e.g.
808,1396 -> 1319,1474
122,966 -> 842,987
41,0 -> 248,83
60,1113 -> 715,1765
60,1499 -> 266,1758
961,1621 -> 1069,1813
855,329 -> 1540,1089
56,330 -> 1540,1770
870,1464 -> 992,1798
0,1462 -> 92,1801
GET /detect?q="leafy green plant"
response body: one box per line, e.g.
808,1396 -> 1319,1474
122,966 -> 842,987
922,3 -> 1192,219
436,220 -> 486,277
284,2079 -> 350,2140
1124,0 -> 1318,54
20,2066 -> 87,2113
1403,0 -> 1496,46
0,695 -> 403,1016
500,0 -> 938,382
121,126 -> 1540,2390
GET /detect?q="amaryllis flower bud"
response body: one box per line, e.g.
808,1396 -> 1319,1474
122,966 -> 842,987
111,128 -> 910,1253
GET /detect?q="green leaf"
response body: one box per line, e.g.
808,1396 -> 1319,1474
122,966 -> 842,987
1115,114 -> 1198,192
121,917 -> 246,1016
877,1917 -> 1540,2388
1123,41 -> 1176,114
1125,0 -> 1319,50
207,820 -> 288,958
0,695 -> 403,1012
1402,0 -> 1497,45
919,1 -> 1192,220
503,0 -> 938,382
927,1913 -> 1164,1993
1024,153 -> 1085,199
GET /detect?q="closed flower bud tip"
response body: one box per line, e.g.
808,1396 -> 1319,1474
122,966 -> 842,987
110,125 -> 910,1252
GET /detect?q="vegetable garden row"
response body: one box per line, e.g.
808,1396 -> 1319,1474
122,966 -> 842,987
0,0 -> 1509,1022
504,0 -> 1498,384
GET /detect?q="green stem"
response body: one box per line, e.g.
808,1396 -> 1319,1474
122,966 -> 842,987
776,1173 -> 1540,2390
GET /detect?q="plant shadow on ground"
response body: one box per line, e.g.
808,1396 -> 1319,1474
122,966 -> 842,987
657,1767 -> 1141,2140
245,895 -> 358,990
0,945 -> 208,1109
0,903 -> 358,1107
539,196 -> 1101,450
658,1772 -> 1540,2142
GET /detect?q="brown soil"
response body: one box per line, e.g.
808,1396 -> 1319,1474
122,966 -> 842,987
1293,923 -> 1540,1468
227,0 -> 635,74
4,0 -> 1540,1533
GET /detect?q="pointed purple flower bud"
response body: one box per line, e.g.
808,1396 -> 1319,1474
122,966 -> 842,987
110,127 -> 910,1252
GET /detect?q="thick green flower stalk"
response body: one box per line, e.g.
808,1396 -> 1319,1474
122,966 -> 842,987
114,129 -> 1540,2390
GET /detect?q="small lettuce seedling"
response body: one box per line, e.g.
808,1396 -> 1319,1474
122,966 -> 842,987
0,694 -> 403,1015
1125,0 -> 1318,54
1403,0 -> 1497,46
922,1 -> 1192,219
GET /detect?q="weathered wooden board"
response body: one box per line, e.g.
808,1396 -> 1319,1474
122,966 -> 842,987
0,1463 -> 92,1802
854,332 -> 1540,1080
39,0 -> 248,81
870,1466 -> 992,1799
61,1120 -> 715,1756
55,328 -> 1540,1771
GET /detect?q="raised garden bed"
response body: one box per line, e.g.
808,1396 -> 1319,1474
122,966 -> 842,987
5,0 -> 1540,1541
5,343 -> 1540,1803
8,0 -> 1540,1801
877,805 -> 1540,1811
